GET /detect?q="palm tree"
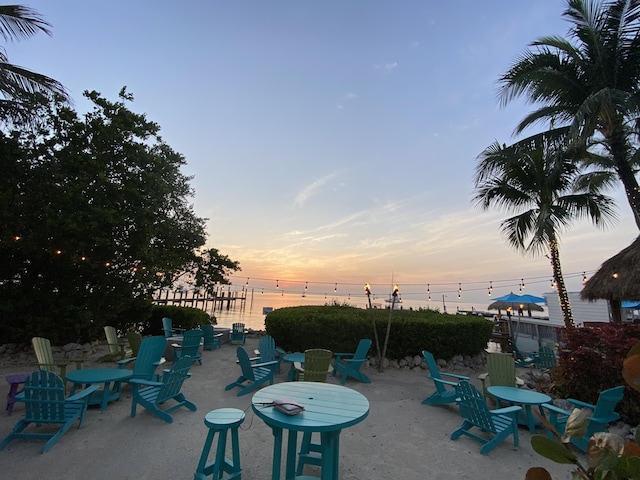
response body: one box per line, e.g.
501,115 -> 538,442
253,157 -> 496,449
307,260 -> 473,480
474,128 -> 616,328
498,0 -> 640,228
0,5 -> 69,119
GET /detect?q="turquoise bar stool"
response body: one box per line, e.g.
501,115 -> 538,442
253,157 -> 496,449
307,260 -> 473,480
195,408 -> 245,480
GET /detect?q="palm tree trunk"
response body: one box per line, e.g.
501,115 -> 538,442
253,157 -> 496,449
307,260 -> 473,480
609,129 -> 640,229
549,237 -> 574,328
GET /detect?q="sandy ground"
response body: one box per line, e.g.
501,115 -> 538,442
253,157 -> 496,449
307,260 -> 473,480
0,336 -> 578,480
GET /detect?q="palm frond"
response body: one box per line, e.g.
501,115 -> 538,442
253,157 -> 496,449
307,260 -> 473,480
0,5 -> 51,42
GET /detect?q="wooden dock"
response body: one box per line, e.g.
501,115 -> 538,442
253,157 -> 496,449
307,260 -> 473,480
153,288 -> 247,312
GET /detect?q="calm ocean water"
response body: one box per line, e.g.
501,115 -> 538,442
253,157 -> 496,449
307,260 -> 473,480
207,290 -> 544,331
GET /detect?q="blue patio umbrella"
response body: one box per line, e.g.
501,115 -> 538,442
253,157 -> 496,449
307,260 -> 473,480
488,292 -> 546,316
622,300 -> 640,309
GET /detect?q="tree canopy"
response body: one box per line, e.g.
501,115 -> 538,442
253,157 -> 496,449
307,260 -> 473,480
0,89 -> 238,343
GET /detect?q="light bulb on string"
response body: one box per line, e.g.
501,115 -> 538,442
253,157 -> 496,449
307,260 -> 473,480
521,278 -> 525,290
488,281 -> 493,296
305,281 -> 308,291
334,283 -> 337,293
458,283 -> 462,299
582,272 -> 588,284
276,279 -> 279,289
245,277 -> 249,287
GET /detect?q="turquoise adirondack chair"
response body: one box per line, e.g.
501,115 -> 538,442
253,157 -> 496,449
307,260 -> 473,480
0,370 -> 98,453
478,352 -> 525,395
534,346 -> 558,371
172,329 -> 203,365
129,356 -> 197,423
162,317 -> 185,338
201,324 -> 222,351
421,350 -> 469,406
512,345 -> 536,368
230,323 -> 246,345
451,380 -> 521,455
117,336 -> 167,381
332,339 -> 372,385
540,385 -> 625,452
225,347 -> 277,396
252,335 -> 282,373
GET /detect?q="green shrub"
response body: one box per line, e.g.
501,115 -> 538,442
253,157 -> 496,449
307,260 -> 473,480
265,305 -> 492,359
139,304 -> 215,336
553,323 -> 640,425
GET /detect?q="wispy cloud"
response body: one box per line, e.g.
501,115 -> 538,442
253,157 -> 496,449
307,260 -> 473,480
345,92 -> 358,100
374,61 -> 399,72
293,172 -> 339,208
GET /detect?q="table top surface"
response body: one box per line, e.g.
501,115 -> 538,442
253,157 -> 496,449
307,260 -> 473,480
66,368 -> 133,384
487,386 -> 552,404
283,352 -> 305,363
252,382 -> 369,432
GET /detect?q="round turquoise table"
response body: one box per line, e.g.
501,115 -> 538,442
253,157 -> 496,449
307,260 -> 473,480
66,368 -> 133,411
487,386 -> 552,433
283,352 -> 305,381
252,382 -> 369,480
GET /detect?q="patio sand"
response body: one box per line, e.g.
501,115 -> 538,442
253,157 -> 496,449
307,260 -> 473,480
0,336 -> 577,480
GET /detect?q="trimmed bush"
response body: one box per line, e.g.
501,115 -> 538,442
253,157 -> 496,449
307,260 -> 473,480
265,304 -> 492,360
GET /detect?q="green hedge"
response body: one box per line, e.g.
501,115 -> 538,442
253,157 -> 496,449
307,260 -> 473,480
264,305 -> 492,360
138,304 -> 215,336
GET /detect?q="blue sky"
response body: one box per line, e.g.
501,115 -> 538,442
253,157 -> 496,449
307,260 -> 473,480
10,1 -> 639,305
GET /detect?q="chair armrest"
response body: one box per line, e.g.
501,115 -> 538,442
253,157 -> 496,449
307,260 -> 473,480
515,376 -> 525,387
129,378 -> 162,387
440,372 -> 469,381
478,373 -> 489,381
430,376 -> 459,387
154,358 -> 167,366
589,413 -> 620,424
252,360 -> 278,368
67,384 -> 100,402
492,405 -> 522,416
567,398 -> 596,410
293,362 -> 303,371
334,353 -> 354,361
117,357 -> 136,369
540,403 -> 570,417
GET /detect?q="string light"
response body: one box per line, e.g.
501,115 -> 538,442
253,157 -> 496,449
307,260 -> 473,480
582,272 -> 588,284
305,282 -> 308,291
612,272 -> 619,279
334,283 -> 337,293
276,279 -> 279,289
488,281 -> 493,296
521,278 -> 525,290
458,283 -> 462,299
245,277 -> 249,287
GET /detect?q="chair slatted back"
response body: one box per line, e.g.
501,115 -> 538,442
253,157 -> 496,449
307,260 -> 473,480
486,352 -> 517,387
352,339 -> 372,361
536,346 -> 558,370
303,349 -> 333,382
456,380 -> 497,434
178,329 -> 202,358
237,347 -> 256,381
592,386 -> 625,422
257,335 -> 277,362
423,350 -> 446,393
157,356 -> 193,403
32,337 -> 56,371
104,326 -> 121,355
162,317 -> 174,338
23,370 -> 67,423
200,324 -> 216,350
231,323 -> 246,344
132,336 -> 167,380
126,331 -> 142,357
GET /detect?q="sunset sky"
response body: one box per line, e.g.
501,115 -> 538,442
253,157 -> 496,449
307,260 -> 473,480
11,1 -> 639,306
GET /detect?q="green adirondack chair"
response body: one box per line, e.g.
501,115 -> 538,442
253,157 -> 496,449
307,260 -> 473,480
98,326 -> 128,362
421,350 -> 469,406
225,347 -> 277,396
0,370 -> 98,453
332,339 -> 372,385
540,385 -> 625,452
451,380 -> 521,455
117,336 -> 167,381
129,355 -> 197,423
32,337 -> 83,381
172,329 -> 203,365
126,331 -> 143,357
294,349 -> 333,382
230,323 -> 246,345
478,352 -> 524,395
201,324 -> 222,351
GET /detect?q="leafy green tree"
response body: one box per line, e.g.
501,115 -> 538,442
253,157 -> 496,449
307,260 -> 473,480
0,5 -> 70,121
498,0 -> 640,228
0,88 -> 236,343
474,128 -> 616,328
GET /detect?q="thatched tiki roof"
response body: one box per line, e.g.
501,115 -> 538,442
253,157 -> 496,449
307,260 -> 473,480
581,235 -> 640,323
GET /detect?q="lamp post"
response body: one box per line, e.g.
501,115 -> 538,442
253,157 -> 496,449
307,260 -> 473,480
380,284 -> 399,372
365,284 -> 383,371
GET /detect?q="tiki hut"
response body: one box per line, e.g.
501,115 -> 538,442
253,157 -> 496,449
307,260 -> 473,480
581,235 -> 640,323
